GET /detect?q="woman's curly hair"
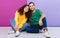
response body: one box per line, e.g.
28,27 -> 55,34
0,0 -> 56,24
18,5 -> 32,18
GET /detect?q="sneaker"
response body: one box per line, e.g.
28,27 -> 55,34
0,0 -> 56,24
15,31 -> 20,37
39,30 -> 43,33
43,31 -> 50,38
8,30 -> 15,34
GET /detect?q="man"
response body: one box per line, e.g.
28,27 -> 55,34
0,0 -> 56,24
28,2 -> 50,38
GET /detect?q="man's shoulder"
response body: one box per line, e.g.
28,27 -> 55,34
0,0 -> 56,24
35,9 -> 41,12
36,9 -> 40,10
35,9 -> 42,14
36,9 -> 40,11
36,9 -> 41,12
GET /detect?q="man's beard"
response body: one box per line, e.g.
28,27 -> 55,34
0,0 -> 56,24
30,9 -> 35,12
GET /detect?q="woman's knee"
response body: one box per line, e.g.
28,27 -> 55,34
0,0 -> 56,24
10,18 -> 15,29
24,23 -> 29,27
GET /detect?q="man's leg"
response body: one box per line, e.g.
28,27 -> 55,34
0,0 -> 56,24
41,17 -> 50,38
42,17 -> 47,30
26,24 -> 39,33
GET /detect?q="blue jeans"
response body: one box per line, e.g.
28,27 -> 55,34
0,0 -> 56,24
26,17 -> 47,33
10,18 -> 29,32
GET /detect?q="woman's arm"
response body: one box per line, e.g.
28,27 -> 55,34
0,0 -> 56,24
14,11 -> 19,26
18,18 -> 28,28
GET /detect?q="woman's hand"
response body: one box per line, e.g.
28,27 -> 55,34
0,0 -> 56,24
14,25 -> 19,31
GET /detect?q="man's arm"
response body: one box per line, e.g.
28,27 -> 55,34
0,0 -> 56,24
39,13 -> 45,26
40,13 -> 45,20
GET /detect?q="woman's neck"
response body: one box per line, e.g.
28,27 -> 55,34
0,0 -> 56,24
23,12 -> 25,14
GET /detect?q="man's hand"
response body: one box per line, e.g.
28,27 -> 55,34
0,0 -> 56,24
39,20 -> 43,26
39,13 -> 45,26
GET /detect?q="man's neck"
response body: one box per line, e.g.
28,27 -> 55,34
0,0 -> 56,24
32,9 -> 36,13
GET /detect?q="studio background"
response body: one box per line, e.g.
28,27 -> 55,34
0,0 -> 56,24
0,0 -> 60,27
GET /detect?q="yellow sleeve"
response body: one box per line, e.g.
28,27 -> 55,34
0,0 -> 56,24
18,18 -> 27,28
14,11 -> 19,26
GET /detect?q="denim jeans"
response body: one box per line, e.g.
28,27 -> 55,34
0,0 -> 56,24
10,18 -> 29,32
26,17 -> 47,33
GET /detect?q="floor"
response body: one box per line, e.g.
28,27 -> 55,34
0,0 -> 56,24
0,27 -> 60,38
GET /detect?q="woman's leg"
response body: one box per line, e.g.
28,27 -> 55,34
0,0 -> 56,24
10,18 -> 19,32
10,18 -> 15,30
10,18 -> 20,37
20,23 -> 29,32
14,23 -> 29,37
14,26 -> 20,37
8,18 -> 16,34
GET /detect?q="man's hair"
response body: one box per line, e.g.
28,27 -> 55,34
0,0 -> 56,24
29,2 -> 35,5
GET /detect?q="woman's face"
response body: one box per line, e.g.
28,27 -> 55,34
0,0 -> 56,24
24,6 -> 29,13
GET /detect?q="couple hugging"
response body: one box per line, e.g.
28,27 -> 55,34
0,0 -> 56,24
9,2 -> 50,38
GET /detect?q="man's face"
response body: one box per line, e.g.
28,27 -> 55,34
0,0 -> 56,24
29,3 -> 35,11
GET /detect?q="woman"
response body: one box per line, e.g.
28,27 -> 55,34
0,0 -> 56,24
9,5 -> 32,37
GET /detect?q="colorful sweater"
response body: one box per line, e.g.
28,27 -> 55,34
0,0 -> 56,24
14,11 -> 27,28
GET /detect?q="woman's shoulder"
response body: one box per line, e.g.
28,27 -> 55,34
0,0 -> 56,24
16,10 -> 19,13
15,10 -> 20,15
16,10 -> 20,14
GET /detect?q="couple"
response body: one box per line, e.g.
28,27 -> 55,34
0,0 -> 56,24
9,2 -> 50,38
